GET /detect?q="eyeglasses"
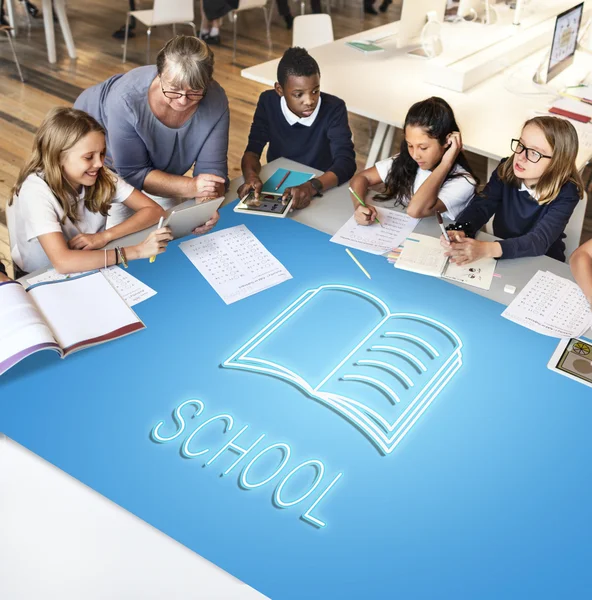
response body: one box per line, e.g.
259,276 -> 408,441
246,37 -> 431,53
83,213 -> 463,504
160,79 -> 206,102
511,139 -> 552,164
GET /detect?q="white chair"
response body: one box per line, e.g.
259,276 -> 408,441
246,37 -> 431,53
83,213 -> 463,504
564,192 -> 589,259
292,14 -> 333,48
122,0 -> 197,64
230,0 -> 272,64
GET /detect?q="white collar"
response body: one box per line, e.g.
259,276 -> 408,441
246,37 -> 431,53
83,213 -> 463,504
280,95 -> 322,127
520,182 -> 540,200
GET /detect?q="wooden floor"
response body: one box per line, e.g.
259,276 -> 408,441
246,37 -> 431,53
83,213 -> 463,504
0,0 -> 590,277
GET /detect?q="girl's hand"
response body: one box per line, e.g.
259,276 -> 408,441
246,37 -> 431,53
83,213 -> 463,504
135,227 -> 173,259
442,131 -> 462,168
68,231 -> 109,250
444,237 -> 498,265
193,210 -> 220,235
440,229 -> 466,249
354,204 -> 378,226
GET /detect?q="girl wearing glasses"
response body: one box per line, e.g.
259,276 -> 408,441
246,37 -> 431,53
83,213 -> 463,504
74,35 -> 227,230
444,116 -> 584,264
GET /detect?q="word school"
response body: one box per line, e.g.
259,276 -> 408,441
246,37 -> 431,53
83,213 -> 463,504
151,399 -> 343,528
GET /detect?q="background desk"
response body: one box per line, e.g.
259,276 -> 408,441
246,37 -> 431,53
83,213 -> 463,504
1,159 -> 590,599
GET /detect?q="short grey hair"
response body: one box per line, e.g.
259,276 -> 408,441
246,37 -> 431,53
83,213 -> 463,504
156,35 -> 214,91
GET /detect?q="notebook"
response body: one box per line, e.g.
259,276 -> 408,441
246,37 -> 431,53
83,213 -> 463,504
395,233 -> 497,291
346,40 -> 385,53
0,271 -> 145,376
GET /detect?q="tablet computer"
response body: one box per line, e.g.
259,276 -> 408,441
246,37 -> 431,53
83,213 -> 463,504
547,336 -> 592,388
165,197 -> 225,239
234,191 -> 294,218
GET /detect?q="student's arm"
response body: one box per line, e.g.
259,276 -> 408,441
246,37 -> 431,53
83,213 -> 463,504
237,95 -> 270,200
570,239 -> 592,306
350,166 -> 383,225
407,132 -> 461,219
0,261 -> 9,282
37,228 -> 172,275
68,189 -> 165,250
323,100 -> 356,190
106,97 -> 224,199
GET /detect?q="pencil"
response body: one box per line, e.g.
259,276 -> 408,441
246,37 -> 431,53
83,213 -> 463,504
275,170 -> 291,191
150,216 -> 164,263
349,186 -> 381,226
346,248 -> 371,279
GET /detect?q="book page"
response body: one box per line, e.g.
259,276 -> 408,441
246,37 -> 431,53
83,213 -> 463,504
27,272 -> 144,353
330,208 -> 419,255
0,282 -> 59,376
179,225 -> 292,305
28,267 -> 156,307
502,270 -> 592,338
443,256 -> 497,291
394,234 -> 448,277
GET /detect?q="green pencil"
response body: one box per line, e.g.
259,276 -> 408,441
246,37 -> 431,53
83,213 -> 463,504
349,186 -> 381,226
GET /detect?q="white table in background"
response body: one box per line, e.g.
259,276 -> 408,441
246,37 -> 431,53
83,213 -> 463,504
2,158 -> 589,599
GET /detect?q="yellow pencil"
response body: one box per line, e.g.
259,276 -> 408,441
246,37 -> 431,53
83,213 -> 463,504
150,216 -> 164,263
345,248 -> 371,279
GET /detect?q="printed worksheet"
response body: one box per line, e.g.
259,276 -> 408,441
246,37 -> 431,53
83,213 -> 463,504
330,207 -> 420,255
179,224 -> 292,305
502,270 -> 592,338
27,267 -> 156,307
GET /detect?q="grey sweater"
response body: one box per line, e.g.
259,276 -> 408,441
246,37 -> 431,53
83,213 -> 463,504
74,66 -> 229,190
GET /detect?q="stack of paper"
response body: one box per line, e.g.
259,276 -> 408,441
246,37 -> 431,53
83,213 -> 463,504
330,208 -> 419,255
502,270 -> 592,338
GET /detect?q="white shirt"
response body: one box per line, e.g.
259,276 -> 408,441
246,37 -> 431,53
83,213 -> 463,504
520,182 -> 540,200
374,156 -> 476,220
280,95 -> 322,127
7,172 -> 134,274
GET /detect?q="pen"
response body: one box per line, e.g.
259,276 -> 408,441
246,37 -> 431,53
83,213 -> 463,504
275,170 -> 291,191
150,216 -> 164,263
436,211 -> 450,243
348,186 -> 381,226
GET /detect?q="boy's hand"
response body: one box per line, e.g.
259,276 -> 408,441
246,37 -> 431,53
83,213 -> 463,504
237,177 -> 263,201
283,182 -> 314,210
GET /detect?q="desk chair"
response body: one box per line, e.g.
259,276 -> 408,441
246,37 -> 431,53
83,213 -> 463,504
292,14 -> 333,48
122,0 -> 197,64
230,0 -> 272,64
0,26 -> 24,82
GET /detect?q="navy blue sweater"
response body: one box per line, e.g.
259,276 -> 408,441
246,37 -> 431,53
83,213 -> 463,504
456,160 -> 581,261
245,90 -> 356,185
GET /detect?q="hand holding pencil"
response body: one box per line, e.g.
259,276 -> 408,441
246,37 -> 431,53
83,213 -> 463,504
350,186 -> 381,227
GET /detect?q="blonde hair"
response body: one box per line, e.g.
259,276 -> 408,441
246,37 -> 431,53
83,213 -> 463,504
499,116 -> 584,205
156,35 -> 214,91
10,107 -> 116,224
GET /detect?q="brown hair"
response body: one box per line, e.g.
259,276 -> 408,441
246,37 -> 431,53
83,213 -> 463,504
10,107 -> 116,223
499,116 -> 584,205
156,35 -> 214,91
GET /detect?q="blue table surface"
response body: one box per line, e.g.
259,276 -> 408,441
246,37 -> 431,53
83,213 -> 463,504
1,204 -> 591,600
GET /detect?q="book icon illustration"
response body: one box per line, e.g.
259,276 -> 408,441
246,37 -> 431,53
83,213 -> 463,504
222,285 -> 463,455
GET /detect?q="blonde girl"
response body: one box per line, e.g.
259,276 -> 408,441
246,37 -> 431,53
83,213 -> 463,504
8,107 -> 171,276
444,116 -> 584,264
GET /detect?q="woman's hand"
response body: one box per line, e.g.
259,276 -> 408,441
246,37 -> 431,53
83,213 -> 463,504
68,231 -> 109,250
354,204 -> 378,226
193,210 -> 220,235
237,176 -> 263,201
192,173 -> 226,199
442,131 -> 463,169
134,226 -> 173,259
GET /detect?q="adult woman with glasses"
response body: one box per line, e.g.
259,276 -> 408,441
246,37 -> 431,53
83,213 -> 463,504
74,35 -> 227,230
441,116 -> 584,264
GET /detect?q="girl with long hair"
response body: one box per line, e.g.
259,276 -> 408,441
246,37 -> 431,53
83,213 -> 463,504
8,107 -> 171,276
444,116 -> 584,264
350,97 -> 478,224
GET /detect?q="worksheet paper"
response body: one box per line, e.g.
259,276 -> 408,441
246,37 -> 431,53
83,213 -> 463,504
330,208 -> 420,255
179,224 -> 292,305
443,256 -> 497,291
502,270 -> 592,338
27,267 -> 156,307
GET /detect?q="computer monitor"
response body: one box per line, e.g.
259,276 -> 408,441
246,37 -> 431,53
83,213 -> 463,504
397,0 -> 448,48
547,2 -> 584,83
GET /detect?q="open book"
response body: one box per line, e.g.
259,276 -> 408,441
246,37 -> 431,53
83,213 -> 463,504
222,284 -> 463,455
0,271 -> 145,376
395,233 -> 497,291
